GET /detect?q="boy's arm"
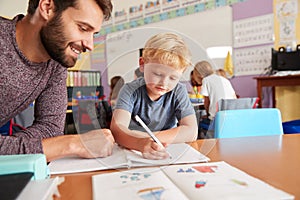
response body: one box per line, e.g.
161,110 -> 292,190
110,109 -> 168,159
110,109 -> 149,151
155,114 -> 198,144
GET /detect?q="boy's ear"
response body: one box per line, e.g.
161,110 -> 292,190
139,57 -> 144,72
39,0 -> 55,21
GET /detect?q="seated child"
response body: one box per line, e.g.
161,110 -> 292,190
110,32 -> 198,160
109,76 -> 125,107
192,61 -> 236,138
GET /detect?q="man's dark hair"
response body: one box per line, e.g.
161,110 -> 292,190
27,0 -> 113,20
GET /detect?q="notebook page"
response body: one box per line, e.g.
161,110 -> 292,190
49,144 -> 129,174
124,143 -> 210,166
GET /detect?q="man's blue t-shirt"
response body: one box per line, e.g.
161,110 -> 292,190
115,78 -> 195,132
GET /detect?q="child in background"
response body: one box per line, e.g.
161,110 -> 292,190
111,32 -> 198,160
134,48 -> 144,80
188,70 -> 201,98
192,61 -> 236,138
109,76 -> 125,107
215,68 -> 240,98
216,68 -> 228,79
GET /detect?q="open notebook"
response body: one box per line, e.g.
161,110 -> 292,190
92,161 -> 294,200
49,143 -> 210,175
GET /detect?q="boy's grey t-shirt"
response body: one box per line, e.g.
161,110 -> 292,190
115,78 -> 195,132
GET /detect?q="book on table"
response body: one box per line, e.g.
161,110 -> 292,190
48,143 -> 210,175
92,161 -> 294,200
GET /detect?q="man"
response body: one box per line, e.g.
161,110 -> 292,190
0,0 -> 114,162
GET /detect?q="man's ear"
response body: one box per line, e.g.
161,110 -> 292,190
139,57 -> 144,72
39,0 -> 55,20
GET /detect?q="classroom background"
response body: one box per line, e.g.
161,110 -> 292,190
1,0 -> 300,122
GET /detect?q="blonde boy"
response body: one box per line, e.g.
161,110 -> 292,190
111,33 -> 197,160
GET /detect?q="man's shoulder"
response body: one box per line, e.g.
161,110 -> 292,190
0,15 -> 12,23
0,15 -> 22,42
0,15 -> 21,27
0,16 -> 13,33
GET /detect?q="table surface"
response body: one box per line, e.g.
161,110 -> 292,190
53,134 -> 300,200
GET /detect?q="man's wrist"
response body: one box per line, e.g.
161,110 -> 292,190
67,134 -> 81,157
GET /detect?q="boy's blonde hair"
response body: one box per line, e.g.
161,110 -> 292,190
142,32 -> 192,70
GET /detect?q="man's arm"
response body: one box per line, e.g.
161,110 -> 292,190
15,68 -> 68,140
42,129 -> 115,162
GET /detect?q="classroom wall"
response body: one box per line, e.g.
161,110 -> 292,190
106,6 -> 233,84
230,0 -> 273,102
230,0 -> 300,121
0,0 -> 28,18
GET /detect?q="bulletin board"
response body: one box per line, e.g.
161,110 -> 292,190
274,0 -> 299,48
105,6 -> 233,83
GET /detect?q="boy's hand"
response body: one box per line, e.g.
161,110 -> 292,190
141,139 -> 169,160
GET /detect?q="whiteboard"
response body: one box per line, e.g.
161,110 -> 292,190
106,6 -> 233,83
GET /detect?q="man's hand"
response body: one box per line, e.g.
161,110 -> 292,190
42,129 -> 115,162
77,129 -> 115,158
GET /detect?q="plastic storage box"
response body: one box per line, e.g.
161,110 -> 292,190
0,154 -> 49,180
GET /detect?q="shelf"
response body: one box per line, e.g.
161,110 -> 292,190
67,70 -> 101,87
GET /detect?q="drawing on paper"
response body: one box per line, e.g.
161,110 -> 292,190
177,168 -> 195,173
230,178 -> 248,186
195,180 -> 207,188
120,172 -> 152,184
137,186 -> 165,200
193,165 -> 218,173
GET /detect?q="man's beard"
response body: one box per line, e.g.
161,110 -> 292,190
40,13 -> 77,68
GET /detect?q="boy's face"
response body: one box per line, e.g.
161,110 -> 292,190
143,62 -> 184,100
40,0 -> 103,68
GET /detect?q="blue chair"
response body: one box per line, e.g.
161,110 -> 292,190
214,108 -> 283,138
